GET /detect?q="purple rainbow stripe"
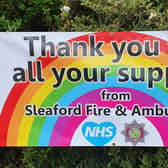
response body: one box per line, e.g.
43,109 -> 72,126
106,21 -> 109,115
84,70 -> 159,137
49,87 -> 167,146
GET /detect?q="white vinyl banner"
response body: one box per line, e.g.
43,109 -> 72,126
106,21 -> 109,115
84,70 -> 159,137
0,31 -> 168,146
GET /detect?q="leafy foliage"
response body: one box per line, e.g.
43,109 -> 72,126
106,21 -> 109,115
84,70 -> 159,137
1,148 -> 168,167
0,0 -> 168,31
0,0 -> 63,31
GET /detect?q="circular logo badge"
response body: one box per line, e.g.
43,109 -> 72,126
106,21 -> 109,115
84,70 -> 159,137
121,120 -> 148,145
126,125 -> 144,141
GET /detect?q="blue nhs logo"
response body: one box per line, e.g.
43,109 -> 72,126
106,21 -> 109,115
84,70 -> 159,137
82,122 -> 117,146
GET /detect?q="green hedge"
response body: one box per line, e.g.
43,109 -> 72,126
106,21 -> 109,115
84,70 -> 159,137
0,0 -> 168,31
0,148 -> 168,168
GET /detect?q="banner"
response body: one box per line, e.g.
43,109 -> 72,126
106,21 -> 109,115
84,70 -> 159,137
0,31 -> 168,146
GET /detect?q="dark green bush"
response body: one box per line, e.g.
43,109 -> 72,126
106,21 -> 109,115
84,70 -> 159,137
1,0 -> 168,31
0,0 -> 63,31
1,148 -> 168,168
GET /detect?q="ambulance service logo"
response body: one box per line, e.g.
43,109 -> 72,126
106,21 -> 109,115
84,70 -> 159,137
121,120 -> 148,146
